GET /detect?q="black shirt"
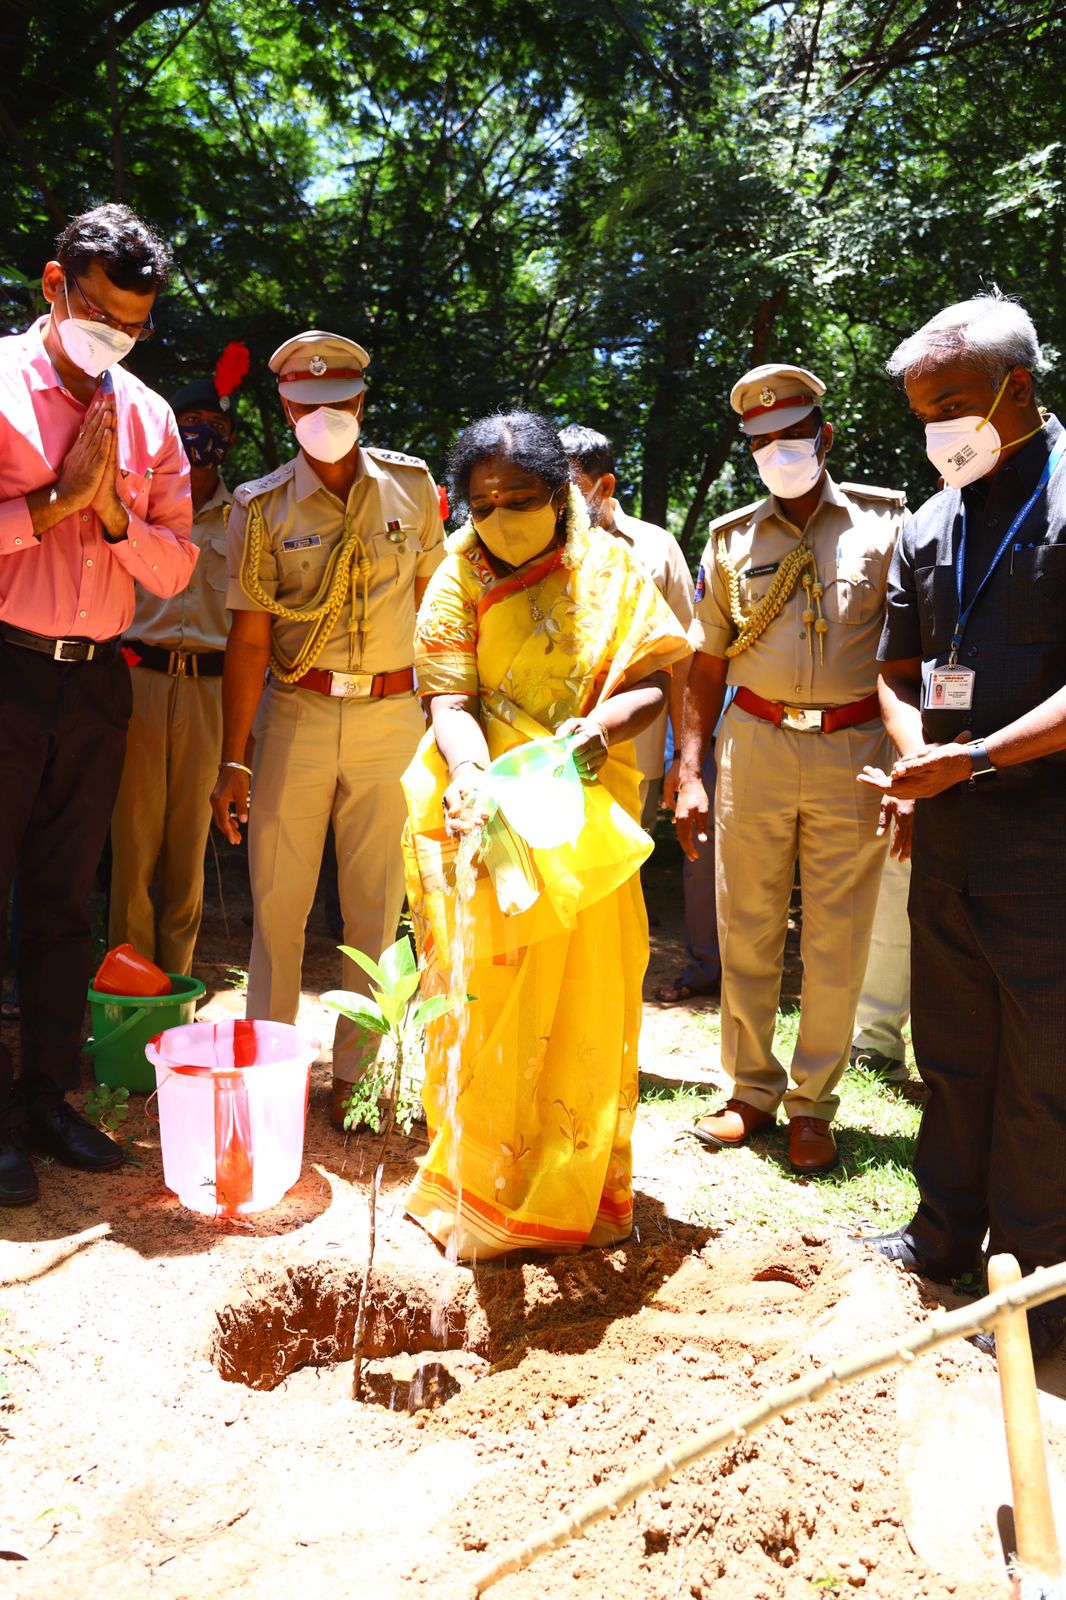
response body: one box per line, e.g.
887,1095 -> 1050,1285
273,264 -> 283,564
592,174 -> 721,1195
879,413 -> 1066,894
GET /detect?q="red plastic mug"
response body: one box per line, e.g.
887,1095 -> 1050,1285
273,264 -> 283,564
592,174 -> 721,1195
92,943 -> 172,998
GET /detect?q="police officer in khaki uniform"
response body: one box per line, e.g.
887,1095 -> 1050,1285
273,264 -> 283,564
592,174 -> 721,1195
675,364 -> 909,1173
560,424 -> 694,826
110,356 -> 245,973
210,331 -> 444,1126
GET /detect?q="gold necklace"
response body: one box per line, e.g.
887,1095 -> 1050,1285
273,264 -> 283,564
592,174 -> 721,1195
512,549 -> 562,621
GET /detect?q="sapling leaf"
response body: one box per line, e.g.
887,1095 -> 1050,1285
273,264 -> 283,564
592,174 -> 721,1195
337,946 -> 386,988
378,990 -> 407,1027
391,970 -> 423,1003
321,990 -> 391,1036
413,994 -> 453,1026
379,936 -> 417,988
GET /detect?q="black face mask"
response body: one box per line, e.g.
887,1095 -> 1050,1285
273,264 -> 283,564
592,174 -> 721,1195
179,420 -> 232,469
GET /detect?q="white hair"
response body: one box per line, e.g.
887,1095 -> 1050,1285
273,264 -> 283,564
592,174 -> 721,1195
886,293 -> 1041,385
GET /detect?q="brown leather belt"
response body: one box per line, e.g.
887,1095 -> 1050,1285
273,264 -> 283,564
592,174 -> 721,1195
734,685 -> 881,734
126,639 -> 225,678
294,666 -> 415,700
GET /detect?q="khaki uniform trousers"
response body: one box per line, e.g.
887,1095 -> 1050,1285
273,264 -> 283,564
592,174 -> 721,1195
246,681 -> 425,1082
109,667 -> 223,975
853,847 -> 911,1062
714,703 -> 890,1122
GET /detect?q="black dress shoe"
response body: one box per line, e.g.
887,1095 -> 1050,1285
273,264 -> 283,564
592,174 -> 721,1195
0,1142 -> 38,1205
865,1227 -> 981,1283
26,1101 -> 124,1172
972,1305 -> 1066,1361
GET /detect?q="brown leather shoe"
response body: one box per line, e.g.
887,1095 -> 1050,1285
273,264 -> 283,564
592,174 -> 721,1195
787,1116 -> 838,1175
692,1098 -> 777,1149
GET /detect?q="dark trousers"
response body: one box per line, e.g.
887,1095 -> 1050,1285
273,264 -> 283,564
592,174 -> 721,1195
0,639 -> 131,1126
908,870 -> 1066,1274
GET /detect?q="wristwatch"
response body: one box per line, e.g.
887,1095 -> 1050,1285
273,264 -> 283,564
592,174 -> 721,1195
967,739 -> 997,783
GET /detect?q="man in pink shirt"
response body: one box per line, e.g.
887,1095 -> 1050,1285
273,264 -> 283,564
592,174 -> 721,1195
0,203 -> 196,1204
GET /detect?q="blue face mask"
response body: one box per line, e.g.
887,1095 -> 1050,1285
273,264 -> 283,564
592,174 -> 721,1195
179,420 -> 232,469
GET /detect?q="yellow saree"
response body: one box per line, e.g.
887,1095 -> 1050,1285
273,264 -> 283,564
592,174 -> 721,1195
402,504 -> 690,1260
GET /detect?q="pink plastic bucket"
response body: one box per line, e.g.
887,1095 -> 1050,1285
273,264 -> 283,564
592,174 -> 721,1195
145,1019 -> 315,1216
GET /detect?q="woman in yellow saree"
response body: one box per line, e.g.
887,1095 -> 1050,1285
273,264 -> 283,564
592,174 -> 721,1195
402,413 -> 690,1261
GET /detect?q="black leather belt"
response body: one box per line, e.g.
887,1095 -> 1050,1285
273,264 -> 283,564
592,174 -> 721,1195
0,622 -> 121,663
126,639 -> 225,678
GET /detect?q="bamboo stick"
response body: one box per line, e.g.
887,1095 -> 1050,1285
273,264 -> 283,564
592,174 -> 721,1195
987,1255 -> 1062,1586
465,1258 -> 1066,1595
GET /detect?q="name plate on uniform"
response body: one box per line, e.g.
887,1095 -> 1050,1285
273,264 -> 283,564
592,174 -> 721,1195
281,534 -> 322,552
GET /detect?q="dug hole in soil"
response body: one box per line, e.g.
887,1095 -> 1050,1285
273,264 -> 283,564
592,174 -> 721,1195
3,830 -> 1066,1599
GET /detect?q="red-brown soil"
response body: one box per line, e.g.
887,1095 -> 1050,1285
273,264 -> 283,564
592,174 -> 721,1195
2,830 -> 1064,1599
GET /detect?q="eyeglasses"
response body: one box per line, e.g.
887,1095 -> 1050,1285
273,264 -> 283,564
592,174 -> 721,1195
67,276 -> 155,342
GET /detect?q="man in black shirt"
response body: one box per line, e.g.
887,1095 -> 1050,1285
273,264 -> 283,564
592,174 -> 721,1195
863,294 -> 1066,1359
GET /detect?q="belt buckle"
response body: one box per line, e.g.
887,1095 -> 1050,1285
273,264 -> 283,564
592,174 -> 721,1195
54,638 -> 89,663
331,671 -> 373,699
781,704 -> 822,733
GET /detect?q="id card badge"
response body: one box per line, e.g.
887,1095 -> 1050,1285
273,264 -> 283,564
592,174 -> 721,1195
927,665 -> 975,710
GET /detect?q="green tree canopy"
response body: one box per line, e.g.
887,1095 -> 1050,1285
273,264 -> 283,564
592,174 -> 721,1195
2,0 -> 1063,551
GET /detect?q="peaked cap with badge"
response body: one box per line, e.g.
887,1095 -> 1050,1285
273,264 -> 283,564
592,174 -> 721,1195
269,329 -> 370,405
730,363 -> 826,437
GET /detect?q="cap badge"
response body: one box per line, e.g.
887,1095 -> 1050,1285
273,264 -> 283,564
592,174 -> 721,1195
759,386 -> 776,407
308,354 -> 328,376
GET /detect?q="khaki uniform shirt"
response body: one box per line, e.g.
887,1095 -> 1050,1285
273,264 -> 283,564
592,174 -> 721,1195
690,474 -> 905,706
609,503 -> 694,780
126,479 -> 231,652
226,446 -> 444,673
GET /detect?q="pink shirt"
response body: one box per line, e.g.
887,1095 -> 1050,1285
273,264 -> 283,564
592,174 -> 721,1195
0,319 -> 197,640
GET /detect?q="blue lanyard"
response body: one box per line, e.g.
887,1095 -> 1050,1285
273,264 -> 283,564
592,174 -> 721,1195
950,438 -> 1066,663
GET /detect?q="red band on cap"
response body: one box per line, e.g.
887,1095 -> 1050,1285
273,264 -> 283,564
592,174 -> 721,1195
277,367 -> 365,384
742,391 -> 817,422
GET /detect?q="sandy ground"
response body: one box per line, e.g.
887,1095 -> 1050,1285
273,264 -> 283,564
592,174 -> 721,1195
2,829 -> 1065,1600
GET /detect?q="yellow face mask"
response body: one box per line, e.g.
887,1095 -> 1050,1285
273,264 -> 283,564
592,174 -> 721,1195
475,499 -> 562,568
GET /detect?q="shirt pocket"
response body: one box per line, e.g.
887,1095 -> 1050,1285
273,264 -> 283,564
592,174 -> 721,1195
203,532 -> 230,594
1007,542 -> 1066,645
822,555 -> 884,624
275,536 -> 332,600
914,564 -> 958,656
737,565 -> 778,612
371,529 -> 418,588
116,468 -> 151,514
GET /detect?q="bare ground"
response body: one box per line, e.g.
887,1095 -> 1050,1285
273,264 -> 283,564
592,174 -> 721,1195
2,828 -> 1065,1599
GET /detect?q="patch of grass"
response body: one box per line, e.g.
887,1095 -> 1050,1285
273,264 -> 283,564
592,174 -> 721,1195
653,1003 -> 922,1238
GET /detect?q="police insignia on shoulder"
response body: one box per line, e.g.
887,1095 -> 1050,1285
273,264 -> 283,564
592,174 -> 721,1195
694,563 -> 706,602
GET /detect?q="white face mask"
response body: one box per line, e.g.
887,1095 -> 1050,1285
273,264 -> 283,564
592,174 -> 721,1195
56,286 -> 137,376
293,405 -> 361,464
475,500 -> 561,568
923,373 -> 1010,489
752,432 -> 823,499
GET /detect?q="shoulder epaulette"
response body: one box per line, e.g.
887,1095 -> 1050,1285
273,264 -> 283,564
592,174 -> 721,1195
233,461 -> 296,506
366,446 -> 430,471
838,482 -> 907,510
707,498 -> 764,536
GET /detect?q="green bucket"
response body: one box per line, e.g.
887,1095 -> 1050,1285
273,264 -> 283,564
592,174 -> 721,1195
85,974 -> 206,1092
